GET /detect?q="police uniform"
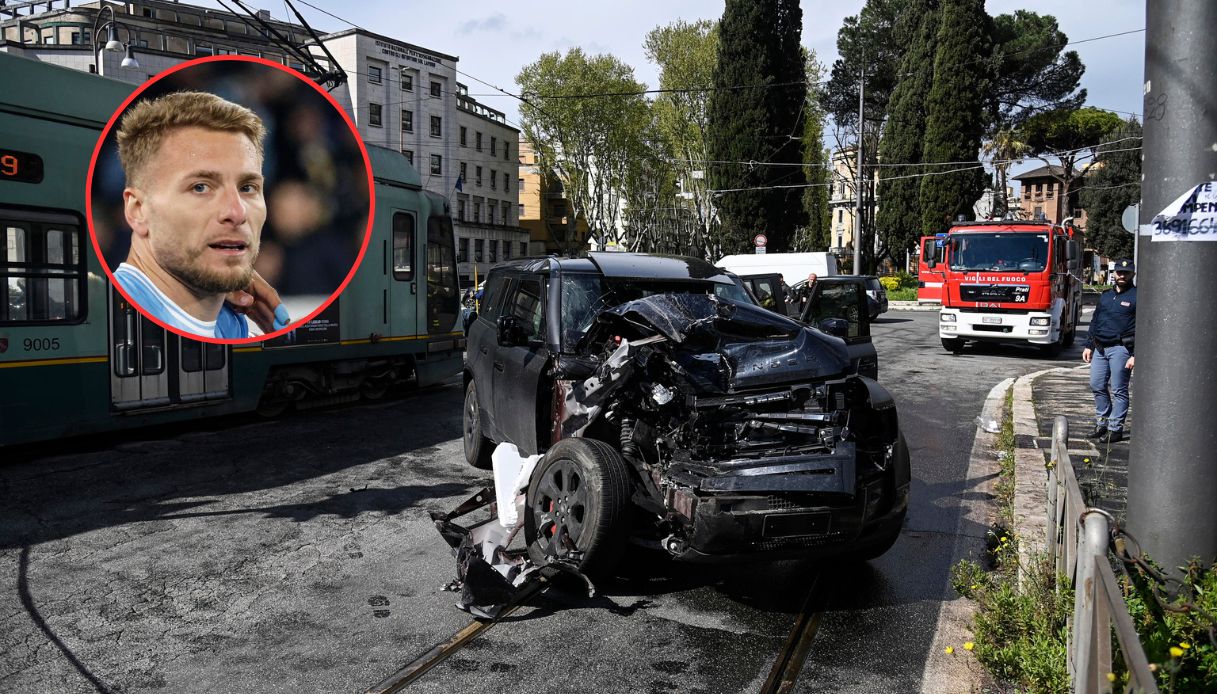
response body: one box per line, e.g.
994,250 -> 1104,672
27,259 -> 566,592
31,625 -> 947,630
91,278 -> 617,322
1085,258 -> 1136,442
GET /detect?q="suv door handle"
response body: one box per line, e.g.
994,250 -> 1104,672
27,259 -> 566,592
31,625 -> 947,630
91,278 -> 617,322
493,361 -> 504,372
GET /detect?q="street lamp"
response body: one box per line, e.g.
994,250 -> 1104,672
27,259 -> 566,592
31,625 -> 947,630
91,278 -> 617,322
92,4 -> 139,76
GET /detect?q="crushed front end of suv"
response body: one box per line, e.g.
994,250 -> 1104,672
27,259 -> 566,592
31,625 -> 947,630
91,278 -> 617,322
450,254 -> 908,602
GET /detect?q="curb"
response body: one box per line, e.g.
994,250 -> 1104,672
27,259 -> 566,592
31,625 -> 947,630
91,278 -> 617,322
918,377 -> 1012,694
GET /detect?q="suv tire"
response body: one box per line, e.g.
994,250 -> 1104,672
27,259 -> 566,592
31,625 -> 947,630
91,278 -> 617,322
941,337 -> 965,354
463,380 -> 494,469
525,437 -> 632,577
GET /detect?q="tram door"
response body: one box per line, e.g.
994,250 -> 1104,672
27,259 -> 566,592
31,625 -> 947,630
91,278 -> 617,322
109,288 -> 229,409
389,210 -> 424,337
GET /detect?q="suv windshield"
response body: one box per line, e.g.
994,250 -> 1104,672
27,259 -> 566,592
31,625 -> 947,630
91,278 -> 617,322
561,274 -> 751,351
949,232 -> 1049,272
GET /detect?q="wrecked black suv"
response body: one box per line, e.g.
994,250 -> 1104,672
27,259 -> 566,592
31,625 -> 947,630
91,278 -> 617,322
462,253 -> 908,570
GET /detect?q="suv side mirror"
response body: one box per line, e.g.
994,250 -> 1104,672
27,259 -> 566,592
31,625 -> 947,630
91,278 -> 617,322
497,315 -> 523,347
1066,239 -> 1079,261
819,318 -> 849,338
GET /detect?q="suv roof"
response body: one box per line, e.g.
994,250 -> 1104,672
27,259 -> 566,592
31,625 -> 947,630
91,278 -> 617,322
491,253 -> 737,284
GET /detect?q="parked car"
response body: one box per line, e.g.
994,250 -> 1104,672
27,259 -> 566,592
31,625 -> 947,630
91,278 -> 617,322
463,253 -> 908,574
862,276 -> 889,320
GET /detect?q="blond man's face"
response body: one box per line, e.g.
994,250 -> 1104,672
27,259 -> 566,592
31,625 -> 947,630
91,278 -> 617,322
125,126 -> 266,294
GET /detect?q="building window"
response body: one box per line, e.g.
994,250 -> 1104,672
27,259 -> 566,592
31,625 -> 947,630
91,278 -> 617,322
430,81 -> 442,98
402,149 -> 414,166
430,115 -> 442,137
504,142 -> 510,161
503,242 -> 511,260
519,203 -> 525,218
460,126 -> 467,147
458,199 -> 466,222
502,201 -> 510,223
520,242 -> 527,257
489,239 -> 497,262
369,103 -> 382,127
490,137 -> 497,156
837,234 -> 843,247
459,162 -> 468,182
837,209 -> 842,223
195,44 -> 214,56
402,110 -> 413,133
401,70 -> 413,91
476,132 -> 483,151
474,238 -> 483,262
458,236 -> 468,262
368,65 -> 382,84
518,177 -> 524,191
474,202 -> 482,223
476,166 -> 483,186
490,169 -> 497,190
504,173 -> 510,192
1034,205 -> 1044,219
430,154 -> 442,175
553,202 -> 567,216
488,206 -> 496,225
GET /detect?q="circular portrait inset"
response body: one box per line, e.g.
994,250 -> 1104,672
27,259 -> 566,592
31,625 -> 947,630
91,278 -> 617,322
88,55 -> 373,343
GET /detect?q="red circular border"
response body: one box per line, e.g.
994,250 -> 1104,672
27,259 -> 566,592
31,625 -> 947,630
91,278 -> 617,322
85,54 -> 376,345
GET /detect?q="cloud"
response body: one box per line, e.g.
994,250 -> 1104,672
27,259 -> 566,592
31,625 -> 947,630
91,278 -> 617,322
509,27 -> 544,42
457,13 -> 508,35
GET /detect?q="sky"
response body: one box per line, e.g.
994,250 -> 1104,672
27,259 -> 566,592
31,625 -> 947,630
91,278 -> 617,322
220,1 -> 1148,176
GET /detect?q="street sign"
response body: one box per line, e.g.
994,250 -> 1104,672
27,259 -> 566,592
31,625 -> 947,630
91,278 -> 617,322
829,246 -> 846,255
1122,203 -> 1140,233
753,233 -> 768,247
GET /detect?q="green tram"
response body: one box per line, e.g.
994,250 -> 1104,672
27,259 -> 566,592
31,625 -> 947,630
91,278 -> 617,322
0,54 -> 463,447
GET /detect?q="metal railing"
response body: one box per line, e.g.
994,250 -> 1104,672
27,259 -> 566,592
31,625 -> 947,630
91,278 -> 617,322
1046,415 -> 1159,693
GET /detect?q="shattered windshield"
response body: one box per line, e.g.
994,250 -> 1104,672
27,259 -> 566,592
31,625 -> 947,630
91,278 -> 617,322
560,274 -> 750,351
949,233 -> 1049,272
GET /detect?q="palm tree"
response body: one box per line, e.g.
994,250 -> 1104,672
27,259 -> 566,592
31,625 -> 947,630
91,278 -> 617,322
982,129 -> 1029,217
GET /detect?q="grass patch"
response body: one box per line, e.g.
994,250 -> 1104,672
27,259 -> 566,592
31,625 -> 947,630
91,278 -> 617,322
950,385 -> 1071,692
1119,558 -> 1217,691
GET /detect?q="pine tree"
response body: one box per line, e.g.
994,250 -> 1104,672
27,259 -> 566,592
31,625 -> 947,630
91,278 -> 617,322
707,0 -> 808,253
875,0 -> 938,258
1080,118 -> 1141,259
919,0 -> 992,233
800,49 -> 831,251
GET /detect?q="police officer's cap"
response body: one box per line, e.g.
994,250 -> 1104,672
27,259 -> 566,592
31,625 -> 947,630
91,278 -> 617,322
1114,258 -> 1135,273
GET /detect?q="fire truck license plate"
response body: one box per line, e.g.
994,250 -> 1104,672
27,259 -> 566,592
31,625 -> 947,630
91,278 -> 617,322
982,316 -> 1002,324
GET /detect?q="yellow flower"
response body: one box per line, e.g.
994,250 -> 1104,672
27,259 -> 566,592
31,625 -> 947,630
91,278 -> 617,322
964,642 -> 974,651
1084,457 -> 1090,463
1180,642 -> 1191,649
1170,646 -> 1184,658
970,584 -> 979,591
1000,536 -> 1009,543
945,646 -> 955,655
1106,673 -> 1117,683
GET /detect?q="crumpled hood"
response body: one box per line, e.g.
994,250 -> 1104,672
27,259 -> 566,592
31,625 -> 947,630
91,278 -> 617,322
595,294 -> 851,392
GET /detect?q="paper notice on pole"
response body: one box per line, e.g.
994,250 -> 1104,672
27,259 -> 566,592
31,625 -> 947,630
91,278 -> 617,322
1138,182 -> 1217,241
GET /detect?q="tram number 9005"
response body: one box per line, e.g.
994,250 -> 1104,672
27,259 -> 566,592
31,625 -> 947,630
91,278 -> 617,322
24,337 -> 60,352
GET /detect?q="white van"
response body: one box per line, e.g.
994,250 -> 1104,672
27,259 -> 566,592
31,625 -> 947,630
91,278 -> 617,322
715,252 -> 838,286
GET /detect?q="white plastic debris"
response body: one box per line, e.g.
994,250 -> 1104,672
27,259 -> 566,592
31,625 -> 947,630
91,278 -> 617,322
974,416 -> 1001,433
491,442 -> 543,530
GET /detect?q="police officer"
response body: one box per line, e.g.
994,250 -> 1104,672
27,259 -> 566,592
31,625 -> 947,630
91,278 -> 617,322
1083,258 -> 1137,443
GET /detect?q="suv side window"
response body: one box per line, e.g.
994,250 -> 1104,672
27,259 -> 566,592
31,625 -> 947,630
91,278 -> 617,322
810,282 -> 866,338
509,276 -> 544,340
480,271 -> 510,322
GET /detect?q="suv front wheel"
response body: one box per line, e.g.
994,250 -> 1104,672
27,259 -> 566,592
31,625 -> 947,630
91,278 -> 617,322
463,380 -> 494,469
524,438 -> 632,577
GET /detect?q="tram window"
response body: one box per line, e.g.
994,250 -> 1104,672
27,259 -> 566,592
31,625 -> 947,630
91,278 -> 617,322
1,216 -> 85,324
141,316 -> 166,375
426,215 -> 459,331
392,212 -> 415,281
206,342 -> 225,370
180,341 -> 224,373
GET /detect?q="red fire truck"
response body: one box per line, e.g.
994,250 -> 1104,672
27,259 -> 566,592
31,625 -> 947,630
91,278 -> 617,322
926,220 -> 1082,356
917,235 -> 945,303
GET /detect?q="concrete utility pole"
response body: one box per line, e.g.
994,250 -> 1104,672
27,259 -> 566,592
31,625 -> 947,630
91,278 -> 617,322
853,67 -> 864,275
1127,0 -> 1217,574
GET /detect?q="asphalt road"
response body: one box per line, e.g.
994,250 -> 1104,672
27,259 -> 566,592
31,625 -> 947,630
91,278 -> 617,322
0,310 -> 1086,693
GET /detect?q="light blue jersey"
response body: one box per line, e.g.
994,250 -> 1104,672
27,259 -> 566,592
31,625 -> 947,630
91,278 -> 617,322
114,263 -> 249,339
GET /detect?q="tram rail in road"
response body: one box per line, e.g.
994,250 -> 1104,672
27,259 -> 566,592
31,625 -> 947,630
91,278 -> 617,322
364,569 -> 827,693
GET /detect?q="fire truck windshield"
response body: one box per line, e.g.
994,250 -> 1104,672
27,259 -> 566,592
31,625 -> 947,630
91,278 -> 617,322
949,233 -> 1049,273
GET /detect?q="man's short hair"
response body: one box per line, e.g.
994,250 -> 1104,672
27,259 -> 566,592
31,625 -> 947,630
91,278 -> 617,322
116,91 -> 266,187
